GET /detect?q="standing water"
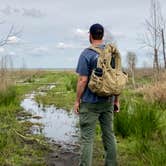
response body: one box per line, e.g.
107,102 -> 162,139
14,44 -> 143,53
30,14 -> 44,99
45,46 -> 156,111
20,92 -> 79,145
20,88 -> 80,165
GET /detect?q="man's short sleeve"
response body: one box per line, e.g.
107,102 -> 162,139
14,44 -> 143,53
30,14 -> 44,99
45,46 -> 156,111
76,50 -> 89,76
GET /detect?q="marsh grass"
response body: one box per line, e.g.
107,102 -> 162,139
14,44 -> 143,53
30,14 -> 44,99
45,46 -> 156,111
35,71 -> 77,110
0,86 -> 17,106
65,74 -> 77,92
34,70 -> 166,165
1,69 -> 165,165
0,70 -> 50,165
0,87 -> 48,165
113,90 -> 166,165
134,70 -> 166,103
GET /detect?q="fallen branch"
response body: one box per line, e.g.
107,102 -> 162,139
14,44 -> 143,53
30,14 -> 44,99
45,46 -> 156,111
13,129 -> 48,147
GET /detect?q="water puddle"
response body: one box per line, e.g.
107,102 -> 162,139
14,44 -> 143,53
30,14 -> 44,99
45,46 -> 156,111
20,91 -> 79,146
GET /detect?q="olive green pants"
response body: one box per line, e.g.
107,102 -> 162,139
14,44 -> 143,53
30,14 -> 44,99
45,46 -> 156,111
79,102 -> 117,166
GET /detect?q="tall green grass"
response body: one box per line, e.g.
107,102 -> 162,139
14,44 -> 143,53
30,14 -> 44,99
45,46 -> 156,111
0,86 -> 17,106
65,74 -> 77,92
114,91 -> 166,165
0,87 -> 22,164
114,97 -> 162,138
0,85 -> 47,165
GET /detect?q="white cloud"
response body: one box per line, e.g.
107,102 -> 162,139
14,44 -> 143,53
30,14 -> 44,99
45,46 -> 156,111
103,28 -> 126,44
56,42 -> 74,49
0,47 -> 5,53
8,51 -> 16,56
56,41 -> 85,49
0,5 -> 45,18
33,46 -> 48,52
0,5 -> 12,15
112,32 -> 126,40
29,46 -> 49,56
7,36 -> 21,44
22,8 -> 45,18
74,28 -> 88,39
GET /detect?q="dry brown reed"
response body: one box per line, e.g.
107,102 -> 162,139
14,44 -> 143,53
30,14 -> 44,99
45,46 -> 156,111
136,71 -> 166,103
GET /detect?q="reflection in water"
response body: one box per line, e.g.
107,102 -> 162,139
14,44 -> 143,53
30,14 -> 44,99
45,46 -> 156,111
21,92 -> 79,145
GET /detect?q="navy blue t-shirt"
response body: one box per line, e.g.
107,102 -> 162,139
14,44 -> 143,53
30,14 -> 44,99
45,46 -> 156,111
76,45 -> 114,103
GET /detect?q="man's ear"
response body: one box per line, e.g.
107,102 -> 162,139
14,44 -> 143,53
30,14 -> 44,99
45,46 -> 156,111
89,34 -> 93,44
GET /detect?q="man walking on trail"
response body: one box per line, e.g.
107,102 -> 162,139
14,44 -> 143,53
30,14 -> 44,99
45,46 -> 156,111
74,23 -> 119,166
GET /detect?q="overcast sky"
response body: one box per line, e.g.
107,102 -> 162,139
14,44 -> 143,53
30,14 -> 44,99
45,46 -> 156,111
0,0 -> 166,68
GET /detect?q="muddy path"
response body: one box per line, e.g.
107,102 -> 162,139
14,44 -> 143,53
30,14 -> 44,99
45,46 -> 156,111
20,87 -> 80,166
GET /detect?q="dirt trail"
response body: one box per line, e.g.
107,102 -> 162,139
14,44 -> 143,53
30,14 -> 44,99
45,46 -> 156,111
46,141 -> 80,166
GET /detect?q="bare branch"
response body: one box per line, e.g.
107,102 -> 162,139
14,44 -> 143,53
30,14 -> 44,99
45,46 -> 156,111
0,25 -> 22,47
139,0 -> 165,71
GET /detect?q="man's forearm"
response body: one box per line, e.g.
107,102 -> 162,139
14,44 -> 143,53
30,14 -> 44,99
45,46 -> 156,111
114,95 -> 119,103
76,78 -> 87,102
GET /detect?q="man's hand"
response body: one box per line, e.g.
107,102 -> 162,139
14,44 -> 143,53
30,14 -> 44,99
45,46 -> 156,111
114,95 -> 120,113
74,75 -> 88,114
74,100 -> 80,114
114,100 -> 120,112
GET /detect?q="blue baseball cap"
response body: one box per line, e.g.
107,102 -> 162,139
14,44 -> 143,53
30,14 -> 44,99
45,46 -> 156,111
89,23 -> 104,37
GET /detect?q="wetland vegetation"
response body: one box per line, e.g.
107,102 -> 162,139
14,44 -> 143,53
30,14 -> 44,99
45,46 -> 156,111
0,69 -> 165,165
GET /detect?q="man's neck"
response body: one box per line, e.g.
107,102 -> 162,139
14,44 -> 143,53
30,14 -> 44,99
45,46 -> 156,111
91,40 -> 103,46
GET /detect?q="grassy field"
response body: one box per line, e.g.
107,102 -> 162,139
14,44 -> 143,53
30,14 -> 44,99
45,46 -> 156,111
34,69 -> 166,165
0,70 -> 50,165
0,69 -> 166,165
